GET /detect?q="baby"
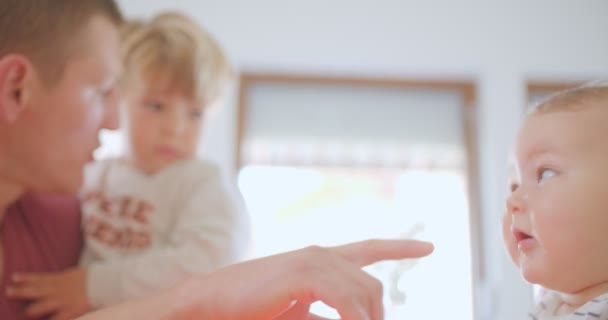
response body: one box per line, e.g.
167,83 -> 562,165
503,84 -> 608,319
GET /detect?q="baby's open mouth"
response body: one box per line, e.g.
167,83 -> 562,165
514,229 -> 534,243
512,228 -> 538,250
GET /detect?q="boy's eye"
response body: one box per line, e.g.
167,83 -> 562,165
537,168 -> 556,182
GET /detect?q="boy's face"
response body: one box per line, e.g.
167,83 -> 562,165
123,79 -> 204,174
15,16 -> 121,193
504,106 -> 608,293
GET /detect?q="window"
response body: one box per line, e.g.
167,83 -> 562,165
236,73 -> 480,319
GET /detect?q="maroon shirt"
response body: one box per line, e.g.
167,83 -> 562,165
0,193 -> 83,320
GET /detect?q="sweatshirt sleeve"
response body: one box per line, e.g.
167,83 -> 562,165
86,161 -> 250,308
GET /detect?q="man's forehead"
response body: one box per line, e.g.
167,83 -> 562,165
69,16 -> 121,80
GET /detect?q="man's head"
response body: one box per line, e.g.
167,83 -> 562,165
504,84 -> 608,293
0,0 -> 123,194
0,0 -> 122,85
119,12 -> 233,174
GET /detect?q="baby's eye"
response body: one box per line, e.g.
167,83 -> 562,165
538,168 -> 556,182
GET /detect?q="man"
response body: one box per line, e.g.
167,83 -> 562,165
0,2 -> 121,318
0,1 -> 433,319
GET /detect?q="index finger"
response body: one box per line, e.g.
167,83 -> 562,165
331,239 -> 434,267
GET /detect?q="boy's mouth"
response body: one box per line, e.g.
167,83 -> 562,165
156,145 -> 183,158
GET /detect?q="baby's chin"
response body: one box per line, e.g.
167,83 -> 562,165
520,265 -> 582,293
518,257 -> 545,286
521,267 -> 540,285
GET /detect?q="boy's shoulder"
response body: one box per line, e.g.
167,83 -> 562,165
172,158 -> 222,178
165,158 -> 229,189
167,158 -> 237,199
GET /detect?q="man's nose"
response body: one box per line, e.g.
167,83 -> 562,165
102,89 -> 120,130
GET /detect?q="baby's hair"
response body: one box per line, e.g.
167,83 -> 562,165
530,81 -> 608,115
120,12 -> 233,107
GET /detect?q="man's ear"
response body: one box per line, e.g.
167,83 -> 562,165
0,54 -> 33,124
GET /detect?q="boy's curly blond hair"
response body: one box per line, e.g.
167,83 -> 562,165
121,12 -> 233,107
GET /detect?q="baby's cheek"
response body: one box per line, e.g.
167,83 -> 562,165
502,212 -> 519,265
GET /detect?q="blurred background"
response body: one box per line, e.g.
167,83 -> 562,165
100,1 -> 608,319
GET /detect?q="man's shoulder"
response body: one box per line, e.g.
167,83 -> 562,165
20,192 -> 80,216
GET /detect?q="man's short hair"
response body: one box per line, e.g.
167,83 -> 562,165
0,0 -> 123,84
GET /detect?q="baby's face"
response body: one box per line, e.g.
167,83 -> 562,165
504,106 -> 608,293
123,79 -> 205,174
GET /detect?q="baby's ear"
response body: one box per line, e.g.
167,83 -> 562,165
0,54 -> 33,123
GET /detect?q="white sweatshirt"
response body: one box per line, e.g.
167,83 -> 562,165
79,158 -> 250,308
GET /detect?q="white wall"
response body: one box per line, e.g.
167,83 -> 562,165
116,1 -> 608,319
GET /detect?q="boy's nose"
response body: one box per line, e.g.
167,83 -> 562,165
164,111 -> 186,136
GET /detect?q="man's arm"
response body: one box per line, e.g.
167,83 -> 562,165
78,239 -> 434,320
